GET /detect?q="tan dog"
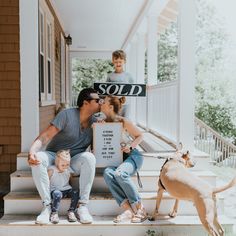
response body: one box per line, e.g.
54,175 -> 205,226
149,150 -> 236,236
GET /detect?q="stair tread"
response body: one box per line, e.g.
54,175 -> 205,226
11,169 -> 217,178
4,191 -> 224,201
0,214 -> 234,226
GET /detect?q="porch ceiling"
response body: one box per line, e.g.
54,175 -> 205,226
52,0 -> 148,52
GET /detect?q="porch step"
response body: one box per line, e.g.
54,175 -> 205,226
0,214 -> 234,236
3,192 -> 224,216
10,170 -> 217,193
17,151 -> 211,172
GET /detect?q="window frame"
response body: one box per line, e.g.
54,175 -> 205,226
39,0 -> 55,106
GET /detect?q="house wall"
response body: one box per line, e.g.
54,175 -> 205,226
0,0 -> 21,172
39,0 -> 65,132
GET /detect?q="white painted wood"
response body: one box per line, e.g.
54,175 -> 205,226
3,192 -> 224,216
20,0 -> 39,152
10,170 -> 217,193
0,215 -> 234,236
176,0 -> 196,151
147,13 -> 158,86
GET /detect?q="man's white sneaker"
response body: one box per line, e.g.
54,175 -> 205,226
76,205 -> 93,224
35,205 -> 51,224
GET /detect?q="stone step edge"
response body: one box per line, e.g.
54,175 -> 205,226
10,170 -> 217,179
0,214 -> 234,226
4,191 -> 224,201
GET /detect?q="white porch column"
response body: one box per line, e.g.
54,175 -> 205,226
136,33 -> 146,84
147,14 -> 158,86
177,0 -> 196,151
20,0 -> 39,151
146,13 -> 158,129
129,38 -> 137,122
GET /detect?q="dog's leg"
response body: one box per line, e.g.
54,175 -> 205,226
149,184 -> 164,221
195,199 -> 222,236
169,199 -> 179,218
213,194 -> 224,236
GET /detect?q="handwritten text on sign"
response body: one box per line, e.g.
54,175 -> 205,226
93,123 -> 122,167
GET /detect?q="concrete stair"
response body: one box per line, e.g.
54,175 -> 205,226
0,214 -> 234,236
10,169 -> 217,192
0,133 -> 234,236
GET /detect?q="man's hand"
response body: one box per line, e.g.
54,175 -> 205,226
28,153 -> 40,166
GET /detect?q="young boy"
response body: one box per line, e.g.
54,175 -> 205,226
107,50 -> 134,117
107,50 -> 133,84
48,150 -> 79,224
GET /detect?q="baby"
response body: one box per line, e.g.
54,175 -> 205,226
48,150 -> 79,224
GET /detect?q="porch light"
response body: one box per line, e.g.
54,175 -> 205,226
65,34 -> 72,45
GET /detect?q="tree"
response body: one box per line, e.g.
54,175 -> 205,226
157,22 -> 178,82
195,0 -> 236,141
72,59 -> 113,93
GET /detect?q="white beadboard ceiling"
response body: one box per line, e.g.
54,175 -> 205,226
52,0 -> 148,51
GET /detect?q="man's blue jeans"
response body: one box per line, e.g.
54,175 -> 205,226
103,149 -> 143,207
31,151 -> 96,206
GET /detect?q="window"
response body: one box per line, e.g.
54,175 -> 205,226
39,0 -> 55,105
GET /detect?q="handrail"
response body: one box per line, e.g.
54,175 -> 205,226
194,117 -> 236,167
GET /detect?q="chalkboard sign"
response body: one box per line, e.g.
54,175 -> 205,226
93,123 -> 123,167
94,82 -> 146,97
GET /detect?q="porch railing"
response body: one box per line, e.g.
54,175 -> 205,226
194,117 -> 236,168
136,80 -> 178,143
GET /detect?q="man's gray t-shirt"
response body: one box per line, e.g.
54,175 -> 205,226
46,108 -> 95,157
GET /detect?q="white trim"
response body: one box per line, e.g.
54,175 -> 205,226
20,0 -> 39,151
177,0 -> 195,151
40,100 -> 57,106
122,0 -> 154,49
50,0 -> 66,31
60,33 -> 66,103
39,0 -> 55,104
65,44 -> 70,105
70,50 -> 112,60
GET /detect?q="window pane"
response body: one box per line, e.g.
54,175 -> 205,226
40,54 -> 44,93
48,60 -> 51,94
47,24 -> 51,58
40,12 -> 44,52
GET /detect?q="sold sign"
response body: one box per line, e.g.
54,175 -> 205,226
94,83 -> 146,97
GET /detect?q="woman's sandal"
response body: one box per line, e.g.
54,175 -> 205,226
113,210 -> 133,223
131,208 -> 148,223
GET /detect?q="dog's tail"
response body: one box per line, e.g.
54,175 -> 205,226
213,176 -> 236,194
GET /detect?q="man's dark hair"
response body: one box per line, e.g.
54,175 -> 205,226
77,87 -> 98,108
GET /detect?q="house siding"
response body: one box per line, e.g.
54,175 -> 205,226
0,0 -> 20,172
39,0 -> 65,132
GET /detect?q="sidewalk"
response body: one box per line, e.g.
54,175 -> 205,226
210,165 -> 236,235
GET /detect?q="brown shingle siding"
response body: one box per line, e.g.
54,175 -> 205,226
0,0 -> 20,173
0,7 -> 19,15
0,43 -> 19,52
0,0 -> 19,7
0,15 -> 19,24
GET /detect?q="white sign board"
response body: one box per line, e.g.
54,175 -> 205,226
93,123 -> 123,167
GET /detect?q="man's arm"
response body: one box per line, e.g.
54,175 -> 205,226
28,124 -> 59,166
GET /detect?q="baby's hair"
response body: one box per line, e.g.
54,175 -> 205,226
112,50 -> 126,61
107,95 -> 126,114
55,150 -> 71,166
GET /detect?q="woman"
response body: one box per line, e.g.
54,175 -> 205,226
101,95 -> 147,223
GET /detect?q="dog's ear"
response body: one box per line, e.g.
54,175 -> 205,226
177,142 -> 183,151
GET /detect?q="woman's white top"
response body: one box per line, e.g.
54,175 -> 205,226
48,165 -> 73,192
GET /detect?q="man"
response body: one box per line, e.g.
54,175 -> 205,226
28,88 -> 102,224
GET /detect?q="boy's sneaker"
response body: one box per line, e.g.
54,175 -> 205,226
50,212 -> 59,224
35,205 -> 51,224
76,205 -> 93,224
67,211 -> 77,222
